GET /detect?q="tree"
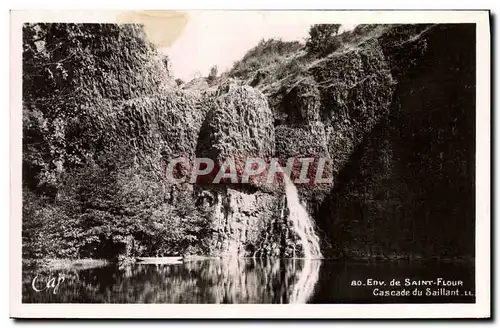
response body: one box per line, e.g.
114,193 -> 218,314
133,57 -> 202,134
207,65 -> 218,85
162,55 -> 173,77
306,24 -> 342,56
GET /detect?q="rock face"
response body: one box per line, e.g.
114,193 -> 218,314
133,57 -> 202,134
189,24 -> 475,260
197,83 -> 275,170
194,84 -> 280,256
274,122 -> 333,208
310,37 -> 396,177
108,90 -> 210,159
272,29 -> 397,228
194,83 -> 322,258
281,76 -> 321,124
22,23 -> 173,193
198,186 -> 278,256
317,24 -> 476,259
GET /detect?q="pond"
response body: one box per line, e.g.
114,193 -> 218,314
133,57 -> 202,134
22,258 -> 475,303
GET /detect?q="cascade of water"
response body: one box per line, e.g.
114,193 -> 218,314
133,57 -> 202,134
282,174 -> 322,259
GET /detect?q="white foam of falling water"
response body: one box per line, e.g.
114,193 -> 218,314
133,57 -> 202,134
282,174 -> 322,259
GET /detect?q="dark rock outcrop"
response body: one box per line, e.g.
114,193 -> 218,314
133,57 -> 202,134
310,37 -> 397,176
272,30 -> 397,219
317,24 -> 476,259
197,83 -> 275,169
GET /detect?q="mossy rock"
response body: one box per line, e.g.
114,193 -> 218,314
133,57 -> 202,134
196,84 -> 275,184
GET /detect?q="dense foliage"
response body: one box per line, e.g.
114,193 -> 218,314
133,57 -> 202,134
22,23 -> 211,261
305,24 -> 342,56
22,23 -> 168,194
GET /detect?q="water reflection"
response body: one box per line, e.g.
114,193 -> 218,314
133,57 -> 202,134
22,258 -> 322,303
22,259 -> 475,304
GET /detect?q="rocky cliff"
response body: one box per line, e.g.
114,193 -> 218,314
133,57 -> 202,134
22,23 -> 476,261
216,24 -> 475,259
317,24 -> 476,259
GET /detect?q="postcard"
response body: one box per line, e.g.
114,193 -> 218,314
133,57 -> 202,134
10,10 -> 491,319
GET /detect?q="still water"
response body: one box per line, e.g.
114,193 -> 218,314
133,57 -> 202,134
22,258 -> 475,303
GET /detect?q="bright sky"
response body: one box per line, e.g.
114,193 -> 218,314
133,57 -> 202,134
160,12 -> 355,81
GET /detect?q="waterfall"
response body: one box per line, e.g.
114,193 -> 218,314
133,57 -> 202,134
282,174 -> 322,259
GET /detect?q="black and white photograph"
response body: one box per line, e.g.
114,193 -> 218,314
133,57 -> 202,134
9,10 -> 490,319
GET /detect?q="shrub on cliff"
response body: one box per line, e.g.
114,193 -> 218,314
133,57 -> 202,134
207,65 -> 218,85
306,24 -> 342,56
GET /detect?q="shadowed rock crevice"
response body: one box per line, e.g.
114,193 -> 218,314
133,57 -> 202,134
316,24 -> 476,259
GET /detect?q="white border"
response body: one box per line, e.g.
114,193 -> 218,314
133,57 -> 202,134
9,10 -> 491,319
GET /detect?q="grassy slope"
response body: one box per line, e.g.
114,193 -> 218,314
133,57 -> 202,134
226,25 -> 393,102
